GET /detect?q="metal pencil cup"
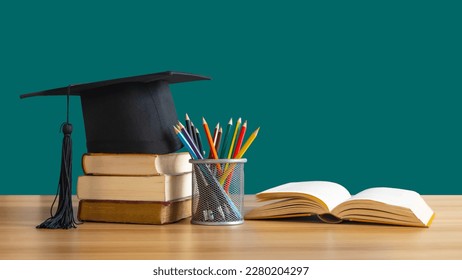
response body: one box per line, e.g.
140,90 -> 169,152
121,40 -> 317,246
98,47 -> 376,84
189,158 -> 247,225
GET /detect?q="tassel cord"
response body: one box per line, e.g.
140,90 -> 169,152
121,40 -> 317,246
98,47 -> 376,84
36,85 -> 79,229
36,124 -> 78,229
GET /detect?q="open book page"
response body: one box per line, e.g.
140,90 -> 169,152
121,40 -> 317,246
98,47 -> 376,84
257,181 -> 351,212
339,187 -> 434,225
244,197 -> 327,219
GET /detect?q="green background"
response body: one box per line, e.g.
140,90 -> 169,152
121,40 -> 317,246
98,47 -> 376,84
1,1 -> 461,195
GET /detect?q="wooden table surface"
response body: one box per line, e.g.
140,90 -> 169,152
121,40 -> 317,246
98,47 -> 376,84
0,195 -> 461,260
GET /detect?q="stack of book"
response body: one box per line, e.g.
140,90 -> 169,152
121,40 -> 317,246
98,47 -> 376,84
77,152 -> 192,225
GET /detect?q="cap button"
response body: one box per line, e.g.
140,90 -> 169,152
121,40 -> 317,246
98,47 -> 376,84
62,123 -> 73,134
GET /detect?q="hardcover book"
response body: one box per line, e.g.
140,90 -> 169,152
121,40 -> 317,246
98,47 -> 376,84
82,152 -> 192,176
77,173 -> 192,202
78,198 -> 192,225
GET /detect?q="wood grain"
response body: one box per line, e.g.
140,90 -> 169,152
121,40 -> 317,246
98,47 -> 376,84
0,195 -> 461,260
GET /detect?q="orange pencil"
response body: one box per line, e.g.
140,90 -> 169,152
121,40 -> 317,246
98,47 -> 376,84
209,123 -> 220,159
202,117 -> 220,162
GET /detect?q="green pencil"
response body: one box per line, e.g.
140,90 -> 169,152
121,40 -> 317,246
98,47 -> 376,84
219,118 -> 233,159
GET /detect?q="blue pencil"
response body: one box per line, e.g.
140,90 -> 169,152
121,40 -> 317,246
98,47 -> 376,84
174,126 -> 199,159
177,122 -> 203,159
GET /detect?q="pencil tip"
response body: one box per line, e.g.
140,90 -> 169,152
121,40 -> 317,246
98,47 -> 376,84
243,120 -> 247,126
202,117 -> 206,123
229,118 -> 233,125
237,117 -> 242,122
185,113 -> 190,120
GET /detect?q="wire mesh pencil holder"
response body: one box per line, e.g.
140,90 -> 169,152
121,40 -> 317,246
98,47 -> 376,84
189,158 -> 247,225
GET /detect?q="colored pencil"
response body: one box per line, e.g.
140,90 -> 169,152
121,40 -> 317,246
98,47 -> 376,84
232,120 -> 247,158
174,126 -> 198,160
191,121 -> 199,146
224,120 -> 246,191
177,122 -> 202,160
212,123 -> 220,146
235,127 -> 260,159
202,117 -> 220,162
195,127 -> 204,156
219,118 -> 233,159
220,127 -> 260,185
224,121 -> 247,192
215,127 -> 223,153
185,113 -> 193,138
226,117 -> 241,160
209,123 -> 220,159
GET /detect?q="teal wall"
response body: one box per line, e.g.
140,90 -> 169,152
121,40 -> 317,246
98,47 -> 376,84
1,1 -> 461,195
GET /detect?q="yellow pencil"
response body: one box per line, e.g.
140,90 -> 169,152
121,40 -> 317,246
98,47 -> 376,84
235,127 -> 260,159
226,117 -> 241,160
220,127 -> 260,185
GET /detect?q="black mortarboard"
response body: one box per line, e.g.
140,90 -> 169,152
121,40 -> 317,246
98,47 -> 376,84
21,71 -> 210,154
20,71 -> 210,229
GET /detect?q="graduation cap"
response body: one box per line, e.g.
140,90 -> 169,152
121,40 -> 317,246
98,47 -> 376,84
20,71 -> 211,229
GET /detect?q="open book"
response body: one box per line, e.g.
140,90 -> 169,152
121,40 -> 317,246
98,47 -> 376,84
245,181 -> 435,227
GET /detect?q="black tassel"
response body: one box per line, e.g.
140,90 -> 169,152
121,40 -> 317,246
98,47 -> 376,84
36,85 -> 78,229
36,123 -> 77,229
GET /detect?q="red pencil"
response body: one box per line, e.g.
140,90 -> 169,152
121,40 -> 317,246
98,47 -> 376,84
232,120 -> 247,158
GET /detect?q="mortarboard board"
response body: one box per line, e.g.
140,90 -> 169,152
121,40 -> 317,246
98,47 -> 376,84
20,71 -> 211,229
21,71 -> 211,154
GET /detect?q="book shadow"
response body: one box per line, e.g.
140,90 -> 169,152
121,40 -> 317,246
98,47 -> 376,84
249,215 -> 423,228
